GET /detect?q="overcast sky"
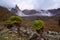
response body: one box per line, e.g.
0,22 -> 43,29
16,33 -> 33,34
0,0 -> 60,10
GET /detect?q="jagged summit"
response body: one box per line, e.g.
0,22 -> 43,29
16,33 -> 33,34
11,5 -> 21,13
15,5 -> 20,11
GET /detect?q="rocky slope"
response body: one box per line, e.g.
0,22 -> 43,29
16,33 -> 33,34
0,6 -> 16,21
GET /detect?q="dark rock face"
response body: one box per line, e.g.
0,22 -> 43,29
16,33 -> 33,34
22,10 -> 39,15
11,8 -> 18,13
48,8 -> 60,14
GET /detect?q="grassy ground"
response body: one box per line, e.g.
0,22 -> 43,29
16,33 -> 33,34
0,21 -> 35,40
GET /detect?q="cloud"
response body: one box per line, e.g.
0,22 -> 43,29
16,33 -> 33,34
0,0 -> 60,10
42,0 -> 60,10
0,0 -> 16,8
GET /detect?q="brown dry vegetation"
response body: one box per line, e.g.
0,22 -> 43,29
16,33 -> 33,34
21,19 -> 60,32
44,19 -> 60,32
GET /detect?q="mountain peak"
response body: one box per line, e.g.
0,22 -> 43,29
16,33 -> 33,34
15,5 -> 20,11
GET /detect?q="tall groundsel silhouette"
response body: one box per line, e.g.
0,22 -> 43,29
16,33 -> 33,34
8,16 -> 23,38
33,20 -> 44,39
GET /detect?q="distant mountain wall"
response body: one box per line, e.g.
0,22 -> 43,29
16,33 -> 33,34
48,8 -> 60,20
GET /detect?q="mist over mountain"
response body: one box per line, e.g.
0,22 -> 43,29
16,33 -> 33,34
0,5 -> 60,21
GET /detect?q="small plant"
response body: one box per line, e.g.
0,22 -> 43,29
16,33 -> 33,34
33,20 -> 44,30
33,20 -> 45,39
9,16 -> 23,24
